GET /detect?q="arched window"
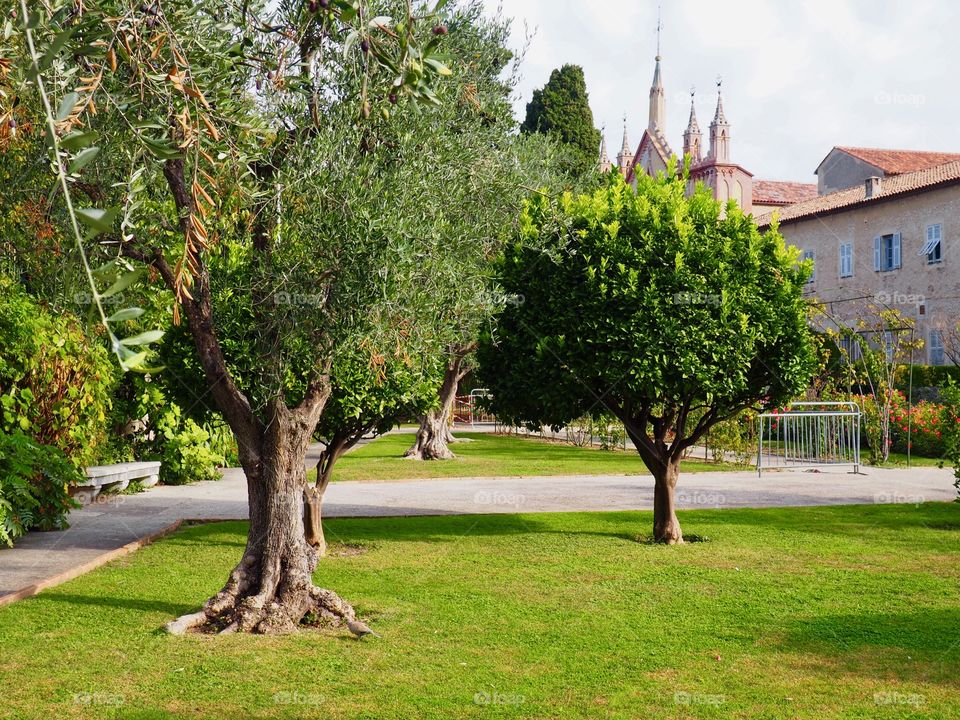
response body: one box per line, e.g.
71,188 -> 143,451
732,179 -> 743,206
718,178 -> 728,202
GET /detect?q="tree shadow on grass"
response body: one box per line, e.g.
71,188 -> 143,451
782,609 -> 960,683
322,510 -> 652,545
682,502 -> 960,541
38,592 -> 197,618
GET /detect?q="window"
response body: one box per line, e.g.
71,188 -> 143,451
839,334 -> 862,363
839,243 -> 853,278
930,330 -> 945,366
802,250 -> 816,283
920,224 -> 942,264
874,233 -> 901,272
883,331 -> 895,363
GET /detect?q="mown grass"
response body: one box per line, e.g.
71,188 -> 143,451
326,432 -> 747,483
1,504 -> 958,719
879,452 -> 946,468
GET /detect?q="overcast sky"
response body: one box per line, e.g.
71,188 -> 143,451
482,0 -> 960,183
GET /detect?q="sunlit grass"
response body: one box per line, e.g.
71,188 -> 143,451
326,432 -> 747,482
1,503 -> 958,718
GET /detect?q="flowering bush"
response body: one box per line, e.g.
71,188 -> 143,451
853,391 -> 953,460
938,382 -> 960,499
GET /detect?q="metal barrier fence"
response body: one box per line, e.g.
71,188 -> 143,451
756,401 -> 861,476
452,389 -> 496,427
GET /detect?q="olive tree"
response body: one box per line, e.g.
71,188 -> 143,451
304,349 -> 440,554
477,169 -> 816,543
5,0 -> 530,633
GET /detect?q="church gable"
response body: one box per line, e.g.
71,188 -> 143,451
627,130 -> 669,183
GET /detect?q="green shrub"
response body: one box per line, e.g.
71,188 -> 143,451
894,365 -> 960,392
0,430 -> 81,546
706,411 -> 757,465
155,405 -> 226,485
937,382 -> 960,499
0,277 -> 116,467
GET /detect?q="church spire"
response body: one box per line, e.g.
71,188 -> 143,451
599,132 -> 611,173
616,119 -> 632,174
683,88 -> 702,164
708,77 -> 730,163
648,6 -> 666,132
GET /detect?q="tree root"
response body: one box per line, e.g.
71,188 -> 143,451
165,551 -> 356,636
165,583 -> 355,636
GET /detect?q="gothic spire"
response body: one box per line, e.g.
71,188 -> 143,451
708,77 -> 730,162
685,89 -> 700,134
712,84 -> 729,126
617,118 -> 632,174
599,132 -> 611,172
648,56 -> 666,132
683,88 -> 702,163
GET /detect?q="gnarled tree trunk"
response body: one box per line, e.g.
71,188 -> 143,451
405,344 -> 474,460
166,403 -> 357,635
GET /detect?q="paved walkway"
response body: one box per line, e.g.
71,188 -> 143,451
0,460 -> 955,604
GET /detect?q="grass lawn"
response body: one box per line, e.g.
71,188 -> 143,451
880,452 -> 946,468
1,504 -> 958,718
326,431 -> 747,482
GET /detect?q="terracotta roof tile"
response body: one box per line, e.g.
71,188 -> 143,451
752,180 -> 818,206
832,146 -> 960,175
757,159 -> 960,227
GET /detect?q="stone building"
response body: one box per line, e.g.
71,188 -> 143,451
756,160 -> 960,365
815,146 -> 960,195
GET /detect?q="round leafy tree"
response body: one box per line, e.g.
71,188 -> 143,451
478,170 -> 816,543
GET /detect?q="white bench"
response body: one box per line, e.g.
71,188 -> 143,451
72,461 -> 161,504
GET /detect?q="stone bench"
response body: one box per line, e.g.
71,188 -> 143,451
71,462 -> 162,504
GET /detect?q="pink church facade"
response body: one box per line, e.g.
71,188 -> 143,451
600,55 -> 812,217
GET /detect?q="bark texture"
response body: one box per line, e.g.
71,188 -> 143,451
167,405 -> 357,635
405,345 -> 474,460
303,430 -> 360,558
652,460 -> 683,544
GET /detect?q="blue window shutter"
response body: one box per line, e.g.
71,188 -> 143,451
893,232 -> 902,268
839,245 -> 843,277
874,236 -> 881,271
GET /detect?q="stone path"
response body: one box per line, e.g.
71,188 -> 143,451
0,455 -> 955,604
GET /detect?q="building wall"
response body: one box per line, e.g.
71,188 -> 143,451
753,202 -> 783,216
776,183 -> 960,364
816,150 -> 883,195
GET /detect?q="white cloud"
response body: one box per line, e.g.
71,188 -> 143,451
485,0 -> 960,182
